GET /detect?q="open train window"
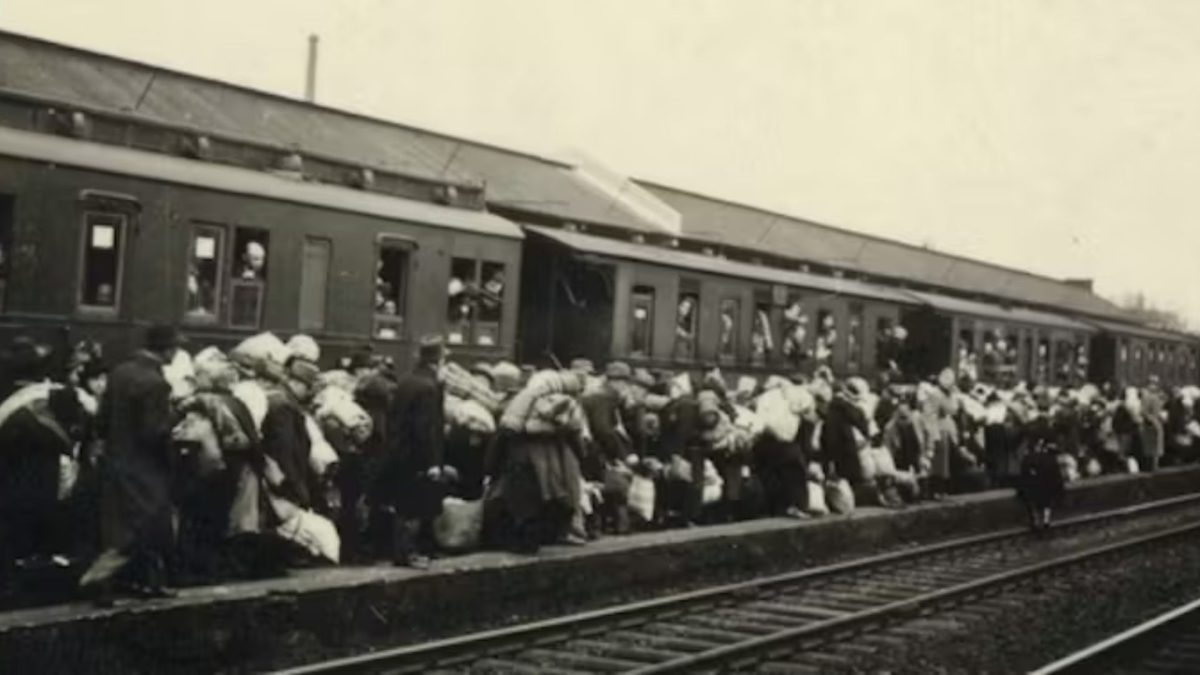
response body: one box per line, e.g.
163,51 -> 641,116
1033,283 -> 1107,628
750,296 -> 773,366
815,309 -> 836,366
781,294 -> 809,368
0,195 -> 12,313
673,282 -> 699,361
299,237 -> 331,332
475,261 -> 506,347
629,285 -> 655,358
230,228 -> 268,328
447,258 -> 477,345
78,212 -> 126,312
375,239 -> 411,340
185,225 -> 224,322
718,298 -> 740,362
846,303 -> 863,374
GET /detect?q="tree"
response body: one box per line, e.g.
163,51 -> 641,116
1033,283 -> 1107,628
1119,291 -> 1190,331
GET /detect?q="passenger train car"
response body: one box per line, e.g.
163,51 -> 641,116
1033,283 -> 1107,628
0,30 -> 1195,386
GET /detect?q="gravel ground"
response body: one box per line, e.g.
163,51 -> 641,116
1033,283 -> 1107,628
784,536 -> 1200,674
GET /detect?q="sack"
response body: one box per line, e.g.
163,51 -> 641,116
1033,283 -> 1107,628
432,497 -> 484,552
826,478 -> 855,515
871,446 -> 897,478
667,455 -> 693,484
756,388 -> 800,442
1126,457 -> 1140,474
1084,457 -> 1102,477
806,480 -> 829,515
701,460 -> 723,505
628,474 -> 656,523
272,498 -> 341,563
858,447 -> 878,482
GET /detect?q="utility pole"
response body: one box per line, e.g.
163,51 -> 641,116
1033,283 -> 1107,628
305,34 -> 319,102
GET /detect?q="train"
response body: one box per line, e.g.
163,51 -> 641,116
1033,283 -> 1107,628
0,30 -> 1194,387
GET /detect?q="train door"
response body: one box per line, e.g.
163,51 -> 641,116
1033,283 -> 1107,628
553,259 -> 614,366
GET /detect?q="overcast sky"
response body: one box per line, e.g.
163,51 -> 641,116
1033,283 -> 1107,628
3,0 -> 1198,326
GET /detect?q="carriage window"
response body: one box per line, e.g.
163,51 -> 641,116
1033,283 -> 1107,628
846,304 -> 863,374
630,285 -> 655,358
718,298 -> 739,361
446,257 -> 478,345
299,237 -> 330,331
185,226 -> 224,321
875,317 -> 897,371
0,195 -> 12,312
475,261 -> 506,346
1120,341 -> 1128,363
673,288 -> 699,361
815,309 -> 836,365
79,212 -> 125,311
957,328 -> 977,378
750,301 -> 773,366
375,242 -> 410,340
1054,340 -> 1075,385
230,228 -> 268,328
782,295 -> 809,367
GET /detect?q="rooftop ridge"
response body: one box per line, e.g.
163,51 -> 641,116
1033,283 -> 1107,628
0,28 -> 575,171
635,177 -> 1100,295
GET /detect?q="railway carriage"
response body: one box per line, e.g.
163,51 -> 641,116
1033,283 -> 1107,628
0,125 -> 523,369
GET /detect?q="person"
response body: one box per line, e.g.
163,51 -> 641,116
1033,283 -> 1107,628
376,335 -> 450,568
581,362 -> 634,534
238,241 -> 266,280
1017,438 -> 1065,533
82,324 -> 182,602
673,297 -> 696,360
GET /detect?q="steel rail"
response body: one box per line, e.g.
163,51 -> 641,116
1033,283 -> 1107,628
1030,595 -> 1200,675
633,520 -> 1200,673
273,492 -> 1200,675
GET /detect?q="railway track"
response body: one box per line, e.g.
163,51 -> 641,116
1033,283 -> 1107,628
275,494 -> 1200,675
1032,595 -> 1200,675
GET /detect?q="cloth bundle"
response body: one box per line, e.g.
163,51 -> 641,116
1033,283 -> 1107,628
499,370 -> 586,433
313,386 -> 374,445
433,497 -> 484,552
444,394 -> 497,435
441,361 -> 505,413
525,392 -> 586,435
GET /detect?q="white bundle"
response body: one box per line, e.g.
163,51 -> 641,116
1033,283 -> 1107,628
230,380 -> 269,431
271,497 -> 340,563
232,332 -> 290,367
305,414 -> 339,475
285,334 -> 320,364
806,481 -> 829,515
163,349 -> 196,402
985,401 -> 1008,426
732,405 -> 765,441
445,395 -> 497,434
317,370 -> 358,396
433,497 -> 483,552
314,388 -> 374,443
628,474 -> 655,522
756,387 -> 800,442
701,459 -> 723,505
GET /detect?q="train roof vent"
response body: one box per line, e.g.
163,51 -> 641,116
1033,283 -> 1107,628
348,167 -> 376,190
562,222 -> 579,232
701,246 -> 716,256
668,237 -> 680,248
49,109 -> 91,139
432,184 -> 459,205
179,135 -> 214,160
630,233 -> 646,244
273,151 -> 304,179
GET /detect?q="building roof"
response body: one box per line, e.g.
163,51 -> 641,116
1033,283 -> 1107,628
0,30 -> 662,233
0,125 -> 524,239
527,225 -> 917,306
639,181 -> 1131,321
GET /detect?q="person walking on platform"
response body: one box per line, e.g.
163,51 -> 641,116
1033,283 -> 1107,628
81,324 -> 182,603
375,335 -> 449,569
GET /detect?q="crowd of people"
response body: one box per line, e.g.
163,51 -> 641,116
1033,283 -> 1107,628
2,324 -> 1199,606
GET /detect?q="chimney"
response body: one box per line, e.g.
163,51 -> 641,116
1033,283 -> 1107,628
305,34 -> 319,102
1064,278 -> 1094,293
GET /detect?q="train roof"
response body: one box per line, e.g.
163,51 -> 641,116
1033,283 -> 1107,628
0,30 -> 661,234
0,125 -> 523,239
638,181 -> 1131,322
0,30 -> 1170,330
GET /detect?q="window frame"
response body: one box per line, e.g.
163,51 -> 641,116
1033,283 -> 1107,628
227,226 -> 270,329
718,296 -> 740,363
629,284 -> 656,358
76,210 -> 129,315
374,235 -> 415,340
182,223 -> 227,324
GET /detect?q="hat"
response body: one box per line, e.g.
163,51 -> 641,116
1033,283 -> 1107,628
569,358 -> 595,375
348,348 -> 378,372
417,334 -> 445,360
605,361 -> 632,381
471,361 -> 496,380
146,324 -> 185,352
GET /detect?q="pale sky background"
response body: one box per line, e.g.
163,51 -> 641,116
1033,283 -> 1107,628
2,0 -> 1197,326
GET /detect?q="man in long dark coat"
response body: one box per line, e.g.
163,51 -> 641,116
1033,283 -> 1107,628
375,335 -> 447,568
820,383 -> 870,485
82,324 -> 181,601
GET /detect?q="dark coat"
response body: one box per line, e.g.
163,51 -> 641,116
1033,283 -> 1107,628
581,387 -> 629,471
821,396 -> 869,483
260,387 -> 313,509
97,351 -> 174,554
0,394 -> 77,561
376,364 -> 444,518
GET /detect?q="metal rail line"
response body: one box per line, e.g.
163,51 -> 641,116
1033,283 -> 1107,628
274,493 -> 1200,675
1032,595 -> 1200,675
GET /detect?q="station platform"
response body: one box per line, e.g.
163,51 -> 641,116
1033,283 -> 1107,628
2,466 -> 1199,674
